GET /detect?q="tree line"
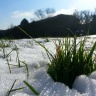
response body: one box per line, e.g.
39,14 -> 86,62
0,8 -> 96,39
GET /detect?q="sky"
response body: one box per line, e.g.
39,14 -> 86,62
1,0 -> 96,30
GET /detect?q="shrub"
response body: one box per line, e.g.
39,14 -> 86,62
47,36 -> 96,88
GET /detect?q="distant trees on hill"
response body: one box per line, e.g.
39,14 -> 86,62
73,9 -> 96,35
0,9 -> 96,39
34,8 -> 56,20
0,14 -> 81,39
73,10 -> 92,24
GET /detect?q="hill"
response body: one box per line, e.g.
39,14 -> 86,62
0,14 -> 84,39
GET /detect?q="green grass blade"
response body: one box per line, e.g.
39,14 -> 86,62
24,80 -> 39,95
20,61 -> 29,78
6,79 -> 17,96
18,27 -> 55,61
11,87 -> 25,92
5,49 -> 13,58
87,42 -> 96,61
18,27 -> 32,38
6,58 -> 11,73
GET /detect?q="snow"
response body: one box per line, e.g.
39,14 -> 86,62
0,35 -> 96,96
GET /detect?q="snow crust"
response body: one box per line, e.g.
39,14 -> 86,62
0,36 -> 96,96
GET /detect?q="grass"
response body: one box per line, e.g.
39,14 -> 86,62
15,48 -> 21,68
0,38 -> 29,78
6,58 -> 11,73
0,34 -> 36,95
18,27 -> 96,89
20,61 -> 29,78
24,80 -> 39,96
0,39 -> 13,58
0,27 -> 94,95
47,36 -> 96,88
0,27 -> 95,95
6,80 -> 24,96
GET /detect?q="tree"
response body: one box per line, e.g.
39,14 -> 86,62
34,8 -> 56,20
73,10 -> 92,24
34,9 -> 45,19
45,8 -> 55,17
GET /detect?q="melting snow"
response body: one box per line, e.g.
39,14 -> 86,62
0,36 -> 96,96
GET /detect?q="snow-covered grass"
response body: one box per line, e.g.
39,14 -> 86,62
0,36 -> 96,96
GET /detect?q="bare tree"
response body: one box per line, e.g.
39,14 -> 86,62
73,10 -> 92,24
82,10 -> 92,24
34,8 -> 56,20
34,9 -> 45,19
45,8 -> 55,17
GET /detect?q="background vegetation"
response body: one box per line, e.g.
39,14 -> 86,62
0,8 -> 96,39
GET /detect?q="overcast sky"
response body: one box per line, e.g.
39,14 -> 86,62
0,0 -> 96,30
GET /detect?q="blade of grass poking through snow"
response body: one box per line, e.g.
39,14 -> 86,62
11,87 -> 25,92
5,49 -> 13,58
24,81 -> 39,96
87,42 -> 96,62
18,27 -> 55,62
6,58 -> 11,73
6,80 -> 16,96
20,61 -> 29,78
15,48 -> 21,68
0,39 -> 13,58
18,27 -> 32,38
67,28 -> 74,36
6,79 -> 24,96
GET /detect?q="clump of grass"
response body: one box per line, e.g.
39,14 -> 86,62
0,39 -> 13,58
18,27 -> 96,88
0,38 -> 14,49
47,36 -> 96,88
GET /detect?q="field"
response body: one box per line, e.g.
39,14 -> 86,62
0,35 -> 96,96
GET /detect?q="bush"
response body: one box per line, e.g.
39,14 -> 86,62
47,36 -> 96,88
